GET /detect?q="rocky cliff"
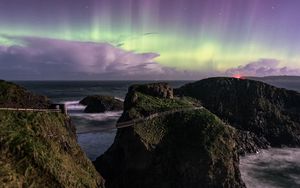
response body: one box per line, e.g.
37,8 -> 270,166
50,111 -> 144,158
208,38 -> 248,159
94,83 -> 245,188
0,111 -> 104,188
0,80 -> 50,109
177,77 -> 300,152
0,80 -> 104,188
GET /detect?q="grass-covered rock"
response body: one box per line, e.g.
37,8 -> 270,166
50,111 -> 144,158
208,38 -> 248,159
0,80 -> 50,109
177,77 -> 300,151
0,111 -> 104,188
94,83 -> 245,188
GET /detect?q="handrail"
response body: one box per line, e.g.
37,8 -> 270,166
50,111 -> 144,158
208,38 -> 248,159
77,107 -> 203,134
116,107 -> 203,129
0,108 -> 61,113
0,106 -> 203,134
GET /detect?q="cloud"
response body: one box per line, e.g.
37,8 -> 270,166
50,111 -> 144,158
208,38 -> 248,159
7,35 -> 296,80
225,59 -> 300,77
0,36 -> 206,80
0,36 -> 162,79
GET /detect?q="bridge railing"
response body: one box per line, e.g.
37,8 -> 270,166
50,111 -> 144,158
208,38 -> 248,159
0,103 -> 67,114
116,107 -> 203,129
0,107 -> 62,113
77,107 -> 203,134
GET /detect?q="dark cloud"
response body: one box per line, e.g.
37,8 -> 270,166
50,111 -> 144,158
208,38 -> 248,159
0,36 -> 211,80
0,36 -> 205,80
225,59 -> 300,77
4,36 -> 297,80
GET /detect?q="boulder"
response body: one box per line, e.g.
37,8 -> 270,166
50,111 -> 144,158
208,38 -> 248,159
80,95 -> 123,113
94,83 -> 245,188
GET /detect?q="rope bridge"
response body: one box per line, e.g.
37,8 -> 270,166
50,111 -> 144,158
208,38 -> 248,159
0,104 -> 67,114
0,105 -> 203,134
0,108 -> 61,113
77,107 -> 203,134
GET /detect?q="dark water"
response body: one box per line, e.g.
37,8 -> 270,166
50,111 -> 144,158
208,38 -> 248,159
15,80 -> 190,103
15,79 -> 300,188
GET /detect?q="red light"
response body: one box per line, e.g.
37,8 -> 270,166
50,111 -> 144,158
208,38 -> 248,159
233,74 -> 242,79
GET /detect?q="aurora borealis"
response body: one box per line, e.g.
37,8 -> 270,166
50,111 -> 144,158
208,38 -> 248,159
0,0 -> 300,79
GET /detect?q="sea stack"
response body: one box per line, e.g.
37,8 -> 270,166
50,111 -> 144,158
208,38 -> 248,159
94,83 -> 245,188
80,95 -> 123,113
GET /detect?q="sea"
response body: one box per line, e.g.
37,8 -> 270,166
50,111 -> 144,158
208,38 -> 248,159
15,79 -> 300,188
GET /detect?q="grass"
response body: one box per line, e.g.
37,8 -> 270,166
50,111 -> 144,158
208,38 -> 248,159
0,111 -> 103,188
130,100 -> 240,186
0,80 -> 24,102
126,92 -> 200,119
134,107 -> 236,154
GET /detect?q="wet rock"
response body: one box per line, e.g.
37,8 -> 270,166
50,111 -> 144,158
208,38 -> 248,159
80,95 -> 123,113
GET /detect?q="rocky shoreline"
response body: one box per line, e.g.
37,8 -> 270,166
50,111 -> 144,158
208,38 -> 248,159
94,83 -> 246,188
177,78 -> 300,152
1,77 -> 300,187
94,78 -> 300,187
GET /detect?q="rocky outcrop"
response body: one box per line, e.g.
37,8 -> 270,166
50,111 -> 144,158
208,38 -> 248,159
94,83 -> 245,188
80,95 -> 123,113
0,81 -> 105,187
0,111 -> 104,188
235,130 -> 270,155
0,80 -> 50,108
177,77 -> 300,151
128,82 -> 174,99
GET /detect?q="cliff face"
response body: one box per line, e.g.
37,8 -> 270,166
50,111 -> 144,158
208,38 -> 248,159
0,80 -> 50,108
177,77 -> 300,150
0,80 -> 104,188
94,83 -> 245,188
0,111 -> 104,188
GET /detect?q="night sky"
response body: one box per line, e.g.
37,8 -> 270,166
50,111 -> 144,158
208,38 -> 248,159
0,0 -> 299,80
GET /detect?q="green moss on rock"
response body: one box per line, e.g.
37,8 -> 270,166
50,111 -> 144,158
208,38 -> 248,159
0,80 -> 50,109
94,83 -> 245,188
0,111 -> 104,188
120,91 -> 200,122
177,77 -> 300,150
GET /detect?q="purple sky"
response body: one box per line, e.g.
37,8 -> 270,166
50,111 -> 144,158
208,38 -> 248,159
0,0 -> 299,80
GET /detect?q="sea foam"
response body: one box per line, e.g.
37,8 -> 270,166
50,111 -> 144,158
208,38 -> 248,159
240,148 -> 300,188
63,100 -> 122,159
64,100 -> 86,111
